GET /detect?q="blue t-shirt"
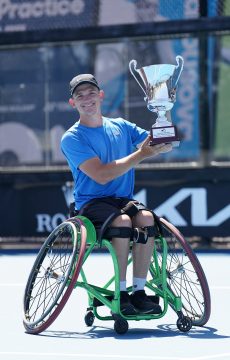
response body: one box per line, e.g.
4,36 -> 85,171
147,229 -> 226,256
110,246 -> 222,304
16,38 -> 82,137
61,117 -> 148,209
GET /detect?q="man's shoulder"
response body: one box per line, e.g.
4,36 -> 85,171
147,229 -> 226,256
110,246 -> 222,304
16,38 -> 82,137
61,122 -> 80,143
105,117 -> 129,127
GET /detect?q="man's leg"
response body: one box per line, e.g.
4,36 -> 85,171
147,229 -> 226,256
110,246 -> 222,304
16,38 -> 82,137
111,214 -> 131,284
131,210 -> 161,314
111,214 -> 137,315
132,210 -> 155,279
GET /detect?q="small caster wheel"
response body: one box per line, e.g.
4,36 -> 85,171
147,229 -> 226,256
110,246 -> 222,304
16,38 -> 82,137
176,316 -> 192,332
114,318 -> 129,335
84,311 -> 95,327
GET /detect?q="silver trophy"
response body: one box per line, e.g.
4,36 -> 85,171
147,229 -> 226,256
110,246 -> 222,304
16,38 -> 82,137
129,56 -> 184,146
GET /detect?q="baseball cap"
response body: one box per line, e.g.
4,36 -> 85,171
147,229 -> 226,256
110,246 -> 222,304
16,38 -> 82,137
70,74 -> 100,95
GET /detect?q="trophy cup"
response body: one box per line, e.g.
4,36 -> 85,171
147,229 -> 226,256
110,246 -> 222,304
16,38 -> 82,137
129,56 -> 184,146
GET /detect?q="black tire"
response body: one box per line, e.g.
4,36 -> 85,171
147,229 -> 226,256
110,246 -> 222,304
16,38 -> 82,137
151,217 -> 211,326
84,311 -> 95,327
114,318 -> 129,335
23,218 -> 87,334
176,316 -> 193,332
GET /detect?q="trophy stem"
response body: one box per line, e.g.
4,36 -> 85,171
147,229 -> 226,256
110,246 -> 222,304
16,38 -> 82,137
156,110 -> 170,126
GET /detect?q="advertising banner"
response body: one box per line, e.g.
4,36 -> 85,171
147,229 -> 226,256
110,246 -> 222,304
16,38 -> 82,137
0,0 -> 98,32
0,171 -> 229,239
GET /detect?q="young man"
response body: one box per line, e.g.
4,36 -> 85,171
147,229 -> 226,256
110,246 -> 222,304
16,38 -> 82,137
61,73 -> 172,315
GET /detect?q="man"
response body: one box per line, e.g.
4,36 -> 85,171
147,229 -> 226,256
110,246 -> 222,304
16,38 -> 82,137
61,73 -> 172,315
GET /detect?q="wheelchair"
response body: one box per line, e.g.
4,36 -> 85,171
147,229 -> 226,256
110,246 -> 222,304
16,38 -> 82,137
23,212 -> 211,335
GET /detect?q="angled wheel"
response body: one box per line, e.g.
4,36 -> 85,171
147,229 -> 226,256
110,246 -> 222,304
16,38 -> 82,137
84,311 -> 95,327
151,217 -> 211,326
177,316 -> 193,332
23,218 -> 86,334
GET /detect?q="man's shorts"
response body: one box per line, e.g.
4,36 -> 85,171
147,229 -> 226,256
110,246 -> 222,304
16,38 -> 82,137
78,197 -> 151,235
79,197 -> 130,231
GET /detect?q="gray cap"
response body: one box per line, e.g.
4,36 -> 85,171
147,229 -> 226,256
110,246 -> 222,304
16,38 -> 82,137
70,74 -> 100,95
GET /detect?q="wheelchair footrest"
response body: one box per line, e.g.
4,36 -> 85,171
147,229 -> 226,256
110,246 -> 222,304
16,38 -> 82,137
92,294 -> 160,307
93,295 -> 114,307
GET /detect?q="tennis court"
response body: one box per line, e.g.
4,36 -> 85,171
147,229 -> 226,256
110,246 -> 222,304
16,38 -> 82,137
0,251 -> 229,360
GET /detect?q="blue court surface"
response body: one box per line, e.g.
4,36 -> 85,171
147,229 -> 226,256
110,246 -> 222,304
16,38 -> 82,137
0,250 -> 230,360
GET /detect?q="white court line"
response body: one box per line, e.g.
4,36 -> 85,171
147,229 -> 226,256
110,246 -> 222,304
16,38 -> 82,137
210,286 -> 230,290
0,284 -> 230,290
0,283 -> 24,287
0,352 -> 230,360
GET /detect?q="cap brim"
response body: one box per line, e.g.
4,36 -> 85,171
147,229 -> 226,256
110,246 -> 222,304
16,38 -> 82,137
71,80 -> 100,95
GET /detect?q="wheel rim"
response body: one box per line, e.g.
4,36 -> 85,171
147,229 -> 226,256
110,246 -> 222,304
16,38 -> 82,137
153,218 -> 211,326
23,220 -> 86,333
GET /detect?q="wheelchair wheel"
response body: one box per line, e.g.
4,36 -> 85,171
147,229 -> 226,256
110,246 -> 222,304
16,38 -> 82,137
23,218 -> 86,334
152,217 -> 211,327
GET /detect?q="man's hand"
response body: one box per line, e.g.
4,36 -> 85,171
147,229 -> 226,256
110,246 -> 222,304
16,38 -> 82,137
139,135 -> 173,158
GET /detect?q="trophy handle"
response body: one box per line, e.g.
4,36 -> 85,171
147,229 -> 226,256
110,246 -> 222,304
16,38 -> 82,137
174,55 -> 184,87
129,59 -> 147,98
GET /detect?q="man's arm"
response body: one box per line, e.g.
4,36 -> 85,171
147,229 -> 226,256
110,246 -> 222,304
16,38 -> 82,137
79,136 -> 172,185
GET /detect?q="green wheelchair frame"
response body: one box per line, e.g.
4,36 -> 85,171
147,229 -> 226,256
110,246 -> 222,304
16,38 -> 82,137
23,214 -> 211,335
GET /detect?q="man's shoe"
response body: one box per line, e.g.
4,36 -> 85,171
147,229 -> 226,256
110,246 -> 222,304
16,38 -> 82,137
120,291 -> 137,315
131,290 -> 162,314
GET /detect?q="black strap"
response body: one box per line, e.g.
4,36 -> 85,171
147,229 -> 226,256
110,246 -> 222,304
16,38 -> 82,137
104,226 -> 133,239
121,200 -> 147,218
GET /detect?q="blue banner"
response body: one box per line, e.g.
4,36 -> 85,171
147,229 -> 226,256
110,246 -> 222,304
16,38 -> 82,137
0,0 -> 98,32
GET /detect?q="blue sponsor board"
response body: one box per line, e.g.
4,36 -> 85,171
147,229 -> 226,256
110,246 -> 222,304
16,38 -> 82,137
154,0 -> 200,160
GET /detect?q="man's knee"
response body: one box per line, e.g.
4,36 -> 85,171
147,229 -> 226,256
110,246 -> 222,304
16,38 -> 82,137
134,210 -> 154,227
111,214 -> 132,227
105,214 -> 132,239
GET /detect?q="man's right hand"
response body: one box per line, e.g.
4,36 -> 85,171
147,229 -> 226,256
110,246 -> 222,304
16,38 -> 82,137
139,135 -> 173,159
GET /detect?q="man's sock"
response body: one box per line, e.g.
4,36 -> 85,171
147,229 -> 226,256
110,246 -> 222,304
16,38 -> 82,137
132,277 -> 146,293
120,280 -> 127,292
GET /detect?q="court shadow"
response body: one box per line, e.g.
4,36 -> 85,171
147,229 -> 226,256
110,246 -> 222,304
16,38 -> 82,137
37,323 -> 229,340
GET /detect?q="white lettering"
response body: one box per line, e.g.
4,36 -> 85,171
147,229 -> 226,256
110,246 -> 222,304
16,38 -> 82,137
32,2 -> 43,18
71,0 -> 84,15
58,0 -> 69,16
36,213 -> 67,233
0,104 -> 35,113
0,0 -> 85,20
0,0 -> 11,19
36,214 -> 52,232
51,213 -> 66,228
154,190 -> 188,226
18,2 -> 30,19
154,188 -> 230,226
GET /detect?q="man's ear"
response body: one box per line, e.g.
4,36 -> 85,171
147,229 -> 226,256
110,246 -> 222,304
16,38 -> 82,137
99,90 -> 105,101
69,98 -> 75,107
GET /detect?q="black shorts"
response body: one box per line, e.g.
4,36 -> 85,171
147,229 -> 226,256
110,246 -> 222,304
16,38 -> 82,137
78,197 -> 150,234
78,197 -> 155,243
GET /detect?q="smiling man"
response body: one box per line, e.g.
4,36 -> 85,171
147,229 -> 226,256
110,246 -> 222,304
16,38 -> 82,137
61,73 -> 172,315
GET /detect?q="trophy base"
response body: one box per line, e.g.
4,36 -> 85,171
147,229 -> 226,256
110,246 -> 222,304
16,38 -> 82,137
150,125 -> 180,147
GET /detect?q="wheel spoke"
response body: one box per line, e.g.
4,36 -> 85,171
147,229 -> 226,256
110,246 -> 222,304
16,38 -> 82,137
23,219 -> 86,334
151,217 -> 211,326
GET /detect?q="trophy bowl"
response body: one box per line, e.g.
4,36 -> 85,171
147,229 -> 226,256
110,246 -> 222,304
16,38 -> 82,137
129,56 -> 184,147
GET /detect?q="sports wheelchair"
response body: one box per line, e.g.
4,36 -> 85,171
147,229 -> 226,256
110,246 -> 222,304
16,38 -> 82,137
23,212 -> 211,335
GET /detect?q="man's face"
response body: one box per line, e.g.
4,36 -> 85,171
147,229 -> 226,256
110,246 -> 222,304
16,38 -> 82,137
72,83 -> 102,116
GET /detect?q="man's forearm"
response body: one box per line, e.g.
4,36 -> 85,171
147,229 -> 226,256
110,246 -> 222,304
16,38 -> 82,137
101,148 -> 145,183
